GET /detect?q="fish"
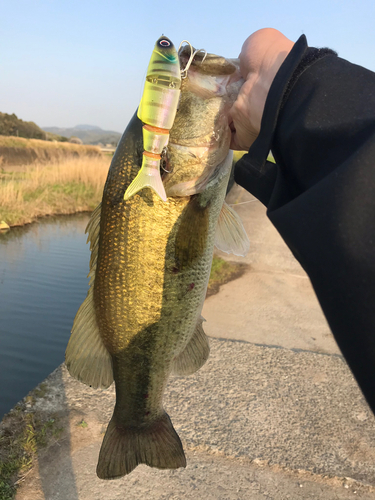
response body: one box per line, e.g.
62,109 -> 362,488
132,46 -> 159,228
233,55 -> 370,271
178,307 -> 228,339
65,39 -> 249,480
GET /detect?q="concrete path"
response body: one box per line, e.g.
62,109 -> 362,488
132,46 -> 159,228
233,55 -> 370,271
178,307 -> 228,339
14,185 -> 375,499
203,185 -> 338,355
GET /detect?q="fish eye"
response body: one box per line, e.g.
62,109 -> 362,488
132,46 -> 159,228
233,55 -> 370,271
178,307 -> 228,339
159,39 -> 171,47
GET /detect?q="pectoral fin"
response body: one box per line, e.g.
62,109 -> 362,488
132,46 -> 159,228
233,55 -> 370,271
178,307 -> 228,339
66,290 -> 113,389
172,317 -> 210,376
65,203 -> 114,389
214,201 -> 250,257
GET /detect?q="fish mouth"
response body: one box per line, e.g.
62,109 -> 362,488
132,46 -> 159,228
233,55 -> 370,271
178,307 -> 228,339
162,48 -> 241,196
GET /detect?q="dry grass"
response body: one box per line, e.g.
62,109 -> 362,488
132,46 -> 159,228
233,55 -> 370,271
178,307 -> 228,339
0,135 -> 102,168
0,135 -> 101,153
0,156 -> 111,226
0,389 -> 63,500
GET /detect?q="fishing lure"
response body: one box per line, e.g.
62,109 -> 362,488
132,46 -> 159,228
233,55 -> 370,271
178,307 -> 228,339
124,36 -> 181,202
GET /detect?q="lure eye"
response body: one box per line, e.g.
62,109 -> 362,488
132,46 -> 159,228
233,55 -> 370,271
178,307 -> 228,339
159,39 -> 171,47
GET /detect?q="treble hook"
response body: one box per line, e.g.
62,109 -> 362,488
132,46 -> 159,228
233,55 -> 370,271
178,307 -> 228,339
160,148 -> 172,173
161,162 -> 172,173
178,40 -> 207,79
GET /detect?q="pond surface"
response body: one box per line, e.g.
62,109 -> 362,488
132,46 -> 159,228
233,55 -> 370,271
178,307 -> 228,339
0,214 -> 91,420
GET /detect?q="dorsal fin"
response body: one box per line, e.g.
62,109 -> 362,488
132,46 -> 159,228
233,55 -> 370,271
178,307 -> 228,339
86,201 -> 102,268
65,203 -> 114,389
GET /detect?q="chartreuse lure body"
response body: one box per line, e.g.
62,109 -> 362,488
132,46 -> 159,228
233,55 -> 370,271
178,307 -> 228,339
123,36 -> 181,202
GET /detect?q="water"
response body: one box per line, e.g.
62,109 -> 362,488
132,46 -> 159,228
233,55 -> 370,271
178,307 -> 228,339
0,214 -> 91,420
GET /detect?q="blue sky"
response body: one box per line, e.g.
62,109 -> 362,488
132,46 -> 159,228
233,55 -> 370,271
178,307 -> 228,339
2,0 -> 374,133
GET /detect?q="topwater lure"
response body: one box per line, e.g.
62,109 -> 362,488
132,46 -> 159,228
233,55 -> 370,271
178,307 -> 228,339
123,36 -> 181,202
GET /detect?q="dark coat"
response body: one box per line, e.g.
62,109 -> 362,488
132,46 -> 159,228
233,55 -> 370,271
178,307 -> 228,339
235,35 -> 375,413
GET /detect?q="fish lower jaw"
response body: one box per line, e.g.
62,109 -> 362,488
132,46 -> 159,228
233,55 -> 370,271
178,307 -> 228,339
165,149 -> 231,196
168,128 -> 231,165
169,134 -> 228,151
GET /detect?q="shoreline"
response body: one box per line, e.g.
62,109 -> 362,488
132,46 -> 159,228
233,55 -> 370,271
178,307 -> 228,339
2,208 -> 94,230
1,209 -> 92,230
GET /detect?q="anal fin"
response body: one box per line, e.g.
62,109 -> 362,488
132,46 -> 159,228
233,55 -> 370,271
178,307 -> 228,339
172,317 -> 210,376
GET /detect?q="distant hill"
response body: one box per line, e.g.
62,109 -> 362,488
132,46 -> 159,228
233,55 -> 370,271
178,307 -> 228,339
42,125 -> 122,146
0,114 -> 121,146
0,112 -> 47,140
73,124 -> 102,131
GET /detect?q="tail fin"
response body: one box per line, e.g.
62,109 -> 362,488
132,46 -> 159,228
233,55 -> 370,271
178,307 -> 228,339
123,155 -> 167,202
96,412 -> 186,479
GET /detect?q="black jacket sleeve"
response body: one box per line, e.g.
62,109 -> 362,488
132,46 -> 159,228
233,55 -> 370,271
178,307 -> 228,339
234,36 -> 375,413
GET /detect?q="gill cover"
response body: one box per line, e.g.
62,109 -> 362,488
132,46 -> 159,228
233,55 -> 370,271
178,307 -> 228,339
124,36 -> 181,202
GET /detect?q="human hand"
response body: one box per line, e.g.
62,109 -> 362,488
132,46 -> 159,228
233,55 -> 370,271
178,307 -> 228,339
229,28 -> 294,151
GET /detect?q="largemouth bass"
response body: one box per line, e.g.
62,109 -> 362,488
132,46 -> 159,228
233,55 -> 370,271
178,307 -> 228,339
65,43 -> 249,480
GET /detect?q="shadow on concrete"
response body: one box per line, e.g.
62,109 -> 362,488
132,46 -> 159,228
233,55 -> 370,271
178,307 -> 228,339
35,367 -> 79,500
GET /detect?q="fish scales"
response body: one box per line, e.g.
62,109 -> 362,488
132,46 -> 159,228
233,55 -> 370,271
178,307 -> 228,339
65,42 -> 248,480
97,173 -> 218,361
95,114 -> 222,356
95,116 -> 228,477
